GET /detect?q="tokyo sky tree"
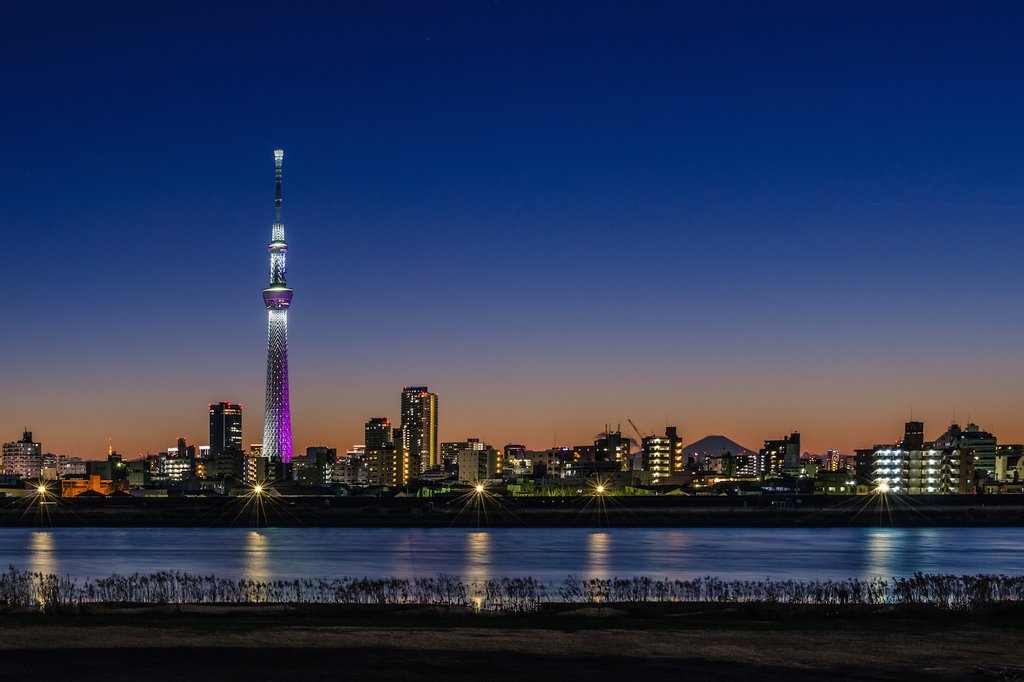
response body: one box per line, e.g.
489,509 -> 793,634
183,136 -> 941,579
262,149 -> 293,462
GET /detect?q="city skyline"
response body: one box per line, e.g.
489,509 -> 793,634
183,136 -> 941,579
4,2 -> 1024,457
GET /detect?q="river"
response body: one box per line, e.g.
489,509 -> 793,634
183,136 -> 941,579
2,526 -> 1022,583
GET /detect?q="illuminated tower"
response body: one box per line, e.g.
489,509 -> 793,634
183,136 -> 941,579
400,386 -> 439,473
262,149 -> 294,462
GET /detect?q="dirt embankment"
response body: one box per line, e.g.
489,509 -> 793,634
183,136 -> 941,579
0,608 -> 1022,681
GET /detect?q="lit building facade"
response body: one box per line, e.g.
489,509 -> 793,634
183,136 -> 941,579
263,149 -> 294,463
996,444 -> 1024,482
458,447 -> 503,482
2,431 -> 42,480
365,418 -> 392,451
641,426 -> 683,483
294,446 -> 336,486
209,402 -> 243,458
503,444 -> 529,474
595,430 -> 631,471
442,439 -> 484,467
870,447 -> 973,494
363,418 -> 409,487
930,422 -> 996,482
761,432 -> 801,475
400,386 -> 438,472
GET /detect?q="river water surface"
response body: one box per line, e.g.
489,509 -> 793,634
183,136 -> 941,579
1,527 -> 1022,583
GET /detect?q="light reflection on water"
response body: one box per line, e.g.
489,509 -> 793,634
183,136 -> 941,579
0,527 -> 1022,583
27,531 -> 55,576
587,532 -> 611,579
244,531 -> 269,582
464,531 -> 490,584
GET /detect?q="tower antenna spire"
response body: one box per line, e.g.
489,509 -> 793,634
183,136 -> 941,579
274,149 -> 284,224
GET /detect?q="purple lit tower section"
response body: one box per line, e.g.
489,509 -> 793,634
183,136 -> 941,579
262,149 -> 293,462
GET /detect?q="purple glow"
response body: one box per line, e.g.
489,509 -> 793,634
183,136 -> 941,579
262,150 -> 293,463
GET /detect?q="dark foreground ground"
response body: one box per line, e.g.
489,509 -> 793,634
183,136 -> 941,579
1,606 -> 1022,681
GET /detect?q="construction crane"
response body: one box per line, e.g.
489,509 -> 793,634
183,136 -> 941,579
627,418 -> 649,443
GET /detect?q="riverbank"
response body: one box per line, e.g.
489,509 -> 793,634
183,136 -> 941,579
4,494 -> 1024,527
1,607 -> 1022,681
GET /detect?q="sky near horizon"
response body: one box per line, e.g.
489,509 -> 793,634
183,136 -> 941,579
3,1 -> 1023,458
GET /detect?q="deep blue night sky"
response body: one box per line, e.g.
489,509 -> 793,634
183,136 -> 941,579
4,1 -> 1023,457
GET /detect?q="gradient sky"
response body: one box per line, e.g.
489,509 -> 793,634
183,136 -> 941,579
4,1 -> 1024,458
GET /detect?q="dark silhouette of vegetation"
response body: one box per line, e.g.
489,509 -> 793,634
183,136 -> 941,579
1,566 -> 1022,614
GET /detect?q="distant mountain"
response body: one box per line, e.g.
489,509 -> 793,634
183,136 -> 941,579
682,435 -> 757,460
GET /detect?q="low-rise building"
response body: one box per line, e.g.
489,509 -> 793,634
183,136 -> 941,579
61,475 -> 115,497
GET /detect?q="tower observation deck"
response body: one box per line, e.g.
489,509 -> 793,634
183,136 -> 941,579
263,149 -> 293,462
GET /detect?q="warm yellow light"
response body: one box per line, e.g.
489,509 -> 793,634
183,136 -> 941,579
876,481 -> 890,493
253,485 -> 263,495
596,485 -> 605,494
36,485 -> 47,495
475,484 -> 484,493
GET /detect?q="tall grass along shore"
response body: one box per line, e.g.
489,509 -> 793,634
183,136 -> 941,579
3,567 -> 1024,614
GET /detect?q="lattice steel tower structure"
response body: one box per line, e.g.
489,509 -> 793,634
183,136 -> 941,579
262,149 -> 293,462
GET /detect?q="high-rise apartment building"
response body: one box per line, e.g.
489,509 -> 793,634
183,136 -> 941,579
364,418 -> 392,451
209,402 -> 243,458
641,426 -> 682,483
400,386 -> 438,472
869,446 -> 973,495
931,423 -> 997,481
2,430 -> 42,480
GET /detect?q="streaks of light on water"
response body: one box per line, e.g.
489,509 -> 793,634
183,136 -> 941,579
1,527 -> 1022,582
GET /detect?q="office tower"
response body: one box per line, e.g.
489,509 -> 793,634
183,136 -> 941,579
263,149 -> 294,462
400,386 -> 438,472
209,402 -> 243,458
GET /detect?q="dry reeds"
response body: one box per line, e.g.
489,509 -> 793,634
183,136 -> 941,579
1,566 -> 1022,614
